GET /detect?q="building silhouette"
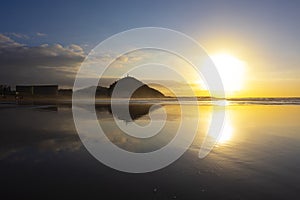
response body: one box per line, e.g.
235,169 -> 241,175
16,85 -> 58,96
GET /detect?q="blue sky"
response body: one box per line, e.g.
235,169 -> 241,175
0,0 -> 300,96
1,0 -> 299,49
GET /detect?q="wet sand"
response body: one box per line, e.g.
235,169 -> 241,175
1,102 -> 300,199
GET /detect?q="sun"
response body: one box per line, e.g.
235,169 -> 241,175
210,53 -> 246,96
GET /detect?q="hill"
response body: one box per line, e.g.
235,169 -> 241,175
76,76 -> 165,98
108,76 -> 165,98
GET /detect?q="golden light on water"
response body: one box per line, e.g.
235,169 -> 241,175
210,53 -> 246,96
217,117 -> 233,143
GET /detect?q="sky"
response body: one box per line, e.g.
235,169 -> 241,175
0,0 -> 300,97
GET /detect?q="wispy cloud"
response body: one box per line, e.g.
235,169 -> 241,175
0,34 -> 23,48
9,32 -> 30,39
36,32 -> 47,37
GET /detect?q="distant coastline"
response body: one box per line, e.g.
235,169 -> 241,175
1,76 -> 300,105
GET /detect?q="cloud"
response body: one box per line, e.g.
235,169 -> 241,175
36,32 -> 47,37
0,34 -> 23,48
0,34 -> 85,86
116,55 -> 129,63
67,44 -> 84,54
9,33 -> 30,39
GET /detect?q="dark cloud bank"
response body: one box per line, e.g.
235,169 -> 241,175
0,34 -> 85,88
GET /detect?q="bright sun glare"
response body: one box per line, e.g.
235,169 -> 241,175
210,53 -> 246,95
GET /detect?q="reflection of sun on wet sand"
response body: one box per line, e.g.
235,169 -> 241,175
217,117 -> 233,143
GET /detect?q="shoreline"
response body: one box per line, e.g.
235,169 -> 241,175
1,95 -> 300,107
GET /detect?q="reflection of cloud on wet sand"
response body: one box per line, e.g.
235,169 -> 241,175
74,103 -> 182,153
0,106 -> 82,160
1,104 -> 197,160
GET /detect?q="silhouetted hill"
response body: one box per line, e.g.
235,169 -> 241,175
108,76 -> 165,98
75,77 -> 165,98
